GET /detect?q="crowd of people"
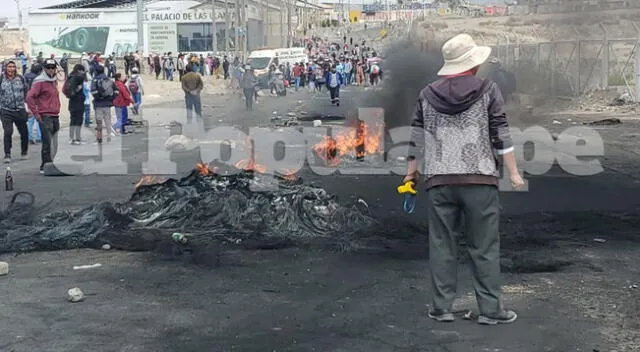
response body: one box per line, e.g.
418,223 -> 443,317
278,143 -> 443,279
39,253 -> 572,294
231,34 -> 384,110
0,32 -> 383,173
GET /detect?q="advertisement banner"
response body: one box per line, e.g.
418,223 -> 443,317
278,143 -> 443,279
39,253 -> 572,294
30,25 -> 138,57
147,23 -> 178,54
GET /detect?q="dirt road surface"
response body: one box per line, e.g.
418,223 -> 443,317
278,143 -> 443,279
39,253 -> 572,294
0,82 -> 639,352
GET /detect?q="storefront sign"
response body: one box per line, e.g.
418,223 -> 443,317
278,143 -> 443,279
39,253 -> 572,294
145,6 -> 260,23
58,12 -> 102,21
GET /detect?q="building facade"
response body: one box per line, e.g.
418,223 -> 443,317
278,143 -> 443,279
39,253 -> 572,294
27,0 -> 294,57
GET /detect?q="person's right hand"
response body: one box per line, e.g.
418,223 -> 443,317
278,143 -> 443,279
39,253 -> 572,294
34,114 -> 42,122
510,171 -> 525,190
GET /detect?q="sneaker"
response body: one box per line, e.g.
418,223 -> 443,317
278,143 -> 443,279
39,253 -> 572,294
20,153 -> 28,160
336,101 -> 340,106
39,165 -> 44,174
3,156 -> 10,164
428,309 -> 455,322
477,310 -> 518,325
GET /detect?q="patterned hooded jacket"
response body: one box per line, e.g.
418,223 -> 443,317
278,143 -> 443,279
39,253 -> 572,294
0,72 -> 27,111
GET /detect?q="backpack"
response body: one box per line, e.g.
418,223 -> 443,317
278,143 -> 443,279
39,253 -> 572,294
128,78 -> 139,95
94,77 -> 116,99
24,74 -> 35,91
62,78 -> 73,98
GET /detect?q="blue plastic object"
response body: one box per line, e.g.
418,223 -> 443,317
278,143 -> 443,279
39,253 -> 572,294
403,194 -> 416,213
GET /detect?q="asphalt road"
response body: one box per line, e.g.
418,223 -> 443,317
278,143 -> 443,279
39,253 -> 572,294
0,85 -> 639,352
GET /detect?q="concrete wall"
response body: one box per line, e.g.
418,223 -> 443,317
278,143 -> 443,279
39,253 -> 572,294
0,29 -> 29,56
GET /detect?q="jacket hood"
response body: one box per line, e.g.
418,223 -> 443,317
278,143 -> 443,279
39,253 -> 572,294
33,71 -> 58,84
423,75 -> 492,115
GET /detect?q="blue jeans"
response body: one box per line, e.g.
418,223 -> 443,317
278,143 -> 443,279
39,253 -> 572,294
132,92 -> 142,114
27,116 -> 41,142
294,77 -> 301,90
185,93 -> 202,122
84,104 -> 91,125
113,106 -> 128,133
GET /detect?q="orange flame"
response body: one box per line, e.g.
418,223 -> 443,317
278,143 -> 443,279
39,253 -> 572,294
196,162 -> 218,176
135,175 -> 167,188
312,120 -> 384,165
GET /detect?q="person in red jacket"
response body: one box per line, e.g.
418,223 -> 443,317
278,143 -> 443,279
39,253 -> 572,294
112,73 -> 134,135
26,58 -> 61,174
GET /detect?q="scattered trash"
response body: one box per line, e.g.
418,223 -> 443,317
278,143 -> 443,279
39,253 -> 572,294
610,92 -> 633,106
313,120 -> 322,127
462,310 -> 477,320
630,284 -> 638,289
585,118 -> 621,126
0,261 -> 8,276
552,120 -> 562,125
101,244 -> 111,250
164,135 -> 199,152
593,238 -> 607,243
67,287 -> 84,303
171,232 -> 188,244
287,112 -> 296,117
73,263 -> 102,270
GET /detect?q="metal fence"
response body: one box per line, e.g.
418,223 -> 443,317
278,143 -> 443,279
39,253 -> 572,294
491,32 -> 640,98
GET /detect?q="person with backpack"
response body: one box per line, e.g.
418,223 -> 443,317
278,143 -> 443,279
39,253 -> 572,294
90,65 -> 118,143
23,63 -> 42,145
112,73 -> 134,135
369,62 -> 380,86
128,67 -> 143,115
0,60 -> 30,163
63,64 -> 87,145
26,58 -> 61,174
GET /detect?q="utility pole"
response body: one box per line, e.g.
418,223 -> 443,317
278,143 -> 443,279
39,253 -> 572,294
136,0 -> 144,53
242,0 -> 248,60
212,0 -> 218,54
286,0 -> 291,47
12,0 -> 24,51
235,0 -> 240,59
225,0 -> 231,52
280,0 -> 284,47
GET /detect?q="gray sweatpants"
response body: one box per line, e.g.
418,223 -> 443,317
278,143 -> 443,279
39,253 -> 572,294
95,107 -> 113,140
426,184 -> 502,315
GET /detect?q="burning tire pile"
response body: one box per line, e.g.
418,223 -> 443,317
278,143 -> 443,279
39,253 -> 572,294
0,164 -> 377,257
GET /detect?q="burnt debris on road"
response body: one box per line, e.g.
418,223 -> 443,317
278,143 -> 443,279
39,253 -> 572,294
0,163 -> 378,256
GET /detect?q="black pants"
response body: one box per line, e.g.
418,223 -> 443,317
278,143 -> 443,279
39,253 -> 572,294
329,86 -> 340,102
69,107 -> 84,141
38,116 -> 60,167
243,88 -> 255,110
0,109 -> 29,157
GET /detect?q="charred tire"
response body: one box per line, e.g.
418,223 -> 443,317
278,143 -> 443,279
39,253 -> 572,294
73,28 -> 90,52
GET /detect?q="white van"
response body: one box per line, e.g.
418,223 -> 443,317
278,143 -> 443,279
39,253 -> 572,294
247,47 -> 308,86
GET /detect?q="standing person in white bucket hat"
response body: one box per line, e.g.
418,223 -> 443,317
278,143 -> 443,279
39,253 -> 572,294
405,33 -> 525,325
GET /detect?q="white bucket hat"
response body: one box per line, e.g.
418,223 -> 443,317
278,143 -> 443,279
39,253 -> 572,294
437,34 -> 492,76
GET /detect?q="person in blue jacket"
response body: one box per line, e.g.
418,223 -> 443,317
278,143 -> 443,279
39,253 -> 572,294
325,65 -> 343,106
